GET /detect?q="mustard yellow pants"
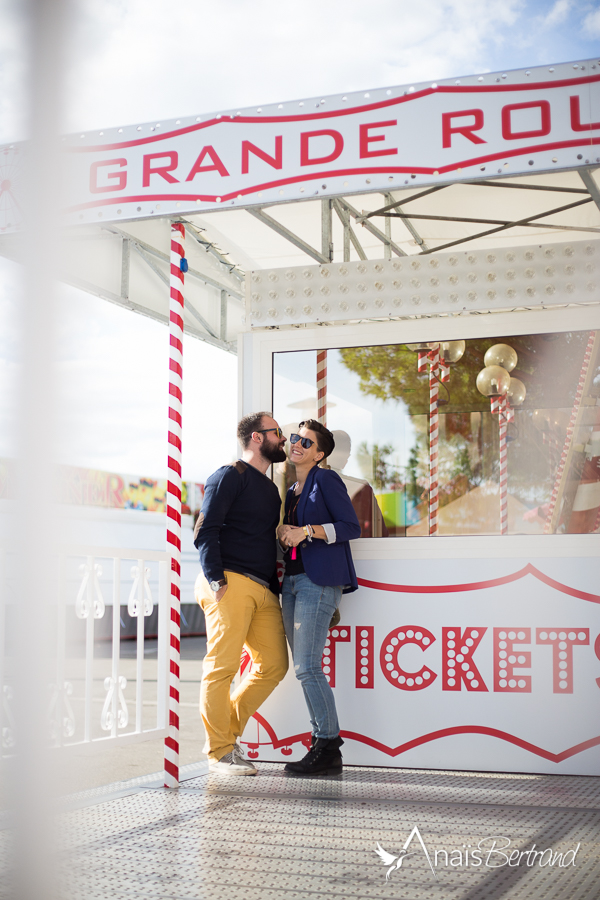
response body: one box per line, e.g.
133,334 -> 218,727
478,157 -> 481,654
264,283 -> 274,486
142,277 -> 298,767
195,570 -> 288,762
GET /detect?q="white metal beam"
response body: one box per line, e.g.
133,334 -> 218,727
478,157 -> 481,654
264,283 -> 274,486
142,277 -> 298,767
246,208 -> 328,264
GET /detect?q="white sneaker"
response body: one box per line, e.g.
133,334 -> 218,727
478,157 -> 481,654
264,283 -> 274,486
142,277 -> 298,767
209,745 -> 258,776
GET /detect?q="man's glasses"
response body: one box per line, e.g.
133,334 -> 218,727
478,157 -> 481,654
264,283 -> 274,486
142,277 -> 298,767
290,433 -> 315,449
256,427 -> 283,439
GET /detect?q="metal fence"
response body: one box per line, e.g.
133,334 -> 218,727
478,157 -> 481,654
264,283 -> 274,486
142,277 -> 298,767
0,545 -> 170,755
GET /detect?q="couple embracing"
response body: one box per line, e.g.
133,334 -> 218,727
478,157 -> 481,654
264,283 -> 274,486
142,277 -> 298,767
194,411 -> 361,777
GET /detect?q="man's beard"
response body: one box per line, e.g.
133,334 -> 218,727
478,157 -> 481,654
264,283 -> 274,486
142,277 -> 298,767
260,441 -> 287,464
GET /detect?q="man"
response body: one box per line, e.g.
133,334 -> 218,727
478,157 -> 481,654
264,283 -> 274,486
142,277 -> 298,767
194,412 -> 289,775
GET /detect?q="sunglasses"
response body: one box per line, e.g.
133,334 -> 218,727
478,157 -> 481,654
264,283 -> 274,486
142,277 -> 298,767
290,433 -> 315,450
257,427 -> 284,439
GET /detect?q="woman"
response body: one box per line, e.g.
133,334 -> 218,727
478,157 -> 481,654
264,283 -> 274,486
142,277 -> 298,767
277,419 -> 361,776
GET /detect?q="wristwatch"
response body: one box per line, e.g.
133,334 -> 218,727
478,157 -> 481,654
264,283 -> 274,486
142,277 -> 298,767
210,577 -> 227,591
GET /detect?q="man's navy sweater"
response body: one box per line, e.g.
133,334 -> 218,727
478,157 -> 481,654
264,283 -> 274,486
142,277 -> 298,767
193,460 -> 281,595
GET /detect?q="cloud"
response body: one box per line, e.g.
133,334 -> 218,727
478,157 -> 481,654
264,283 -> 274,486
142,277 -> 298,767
583,6 -> 600,37
543,0 -> 572,29
61,0 -> 523,134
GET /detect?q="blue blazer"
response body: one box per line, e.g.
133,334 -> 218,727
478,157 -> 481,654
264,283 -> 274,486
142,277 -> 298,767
286,466 -> 361,593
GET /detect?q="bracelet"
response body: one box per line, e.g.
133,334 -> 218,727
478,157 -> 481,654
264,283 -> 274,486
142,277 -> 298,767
303,525 -> 313,542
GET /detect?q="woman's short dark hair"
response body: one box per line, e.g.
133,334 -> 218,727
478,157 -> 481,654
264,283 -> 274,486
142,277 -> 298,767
299,419 -> 335,460
237,411 -> 272,448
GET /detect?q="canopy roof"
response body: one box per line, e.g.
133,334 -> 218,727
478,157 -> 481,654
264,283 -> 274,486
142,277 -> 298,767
0,59 -> 599,351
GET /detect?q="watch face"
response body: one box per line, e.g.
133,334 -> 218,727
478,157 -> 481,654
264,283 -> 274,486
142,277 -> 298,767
210,581 -> 221,591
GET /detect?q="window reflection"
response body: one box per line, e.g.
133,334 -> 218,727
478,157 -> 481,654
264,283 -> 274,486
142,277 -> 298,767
273,330 -> 600,537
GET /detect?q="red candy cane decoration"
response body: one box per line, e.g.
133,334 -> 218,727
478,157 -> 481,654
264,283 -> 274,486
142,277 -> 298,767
544,331 -> 596,534
164,222 -> 185,788
499,394 -> 508,535
429,345 -> 439,536
317,350 -> 327,426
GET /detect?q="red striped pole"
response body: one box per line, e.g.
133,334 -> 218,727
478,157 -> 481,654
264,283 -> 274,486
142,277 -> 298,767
499,394 -> 508,535
544,332 -> 596,534
317,350 -> 327,426
164,222 -> 185,788
429,345 -> 439,536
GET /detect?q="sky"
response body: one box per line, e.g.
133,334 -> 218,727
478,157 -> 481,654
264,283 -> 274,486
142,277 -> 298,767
0,0 -> 599,483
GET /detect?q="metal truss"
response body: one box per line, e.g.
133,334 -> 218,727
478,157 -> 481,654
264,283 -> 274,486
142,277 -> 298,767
246,207 -> 329,264
178,219 -> 245,283
60,226 -> 237,353
358,177 -> 600,255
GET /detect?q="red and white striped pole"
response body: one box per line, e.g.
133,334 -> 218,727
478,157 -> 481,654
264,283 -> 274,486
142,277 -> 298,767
544,331 -> 596,534
164,222 -> 185,788
317,350 -> 327,426
429,344 -> 439,536
498,394 -> 508,535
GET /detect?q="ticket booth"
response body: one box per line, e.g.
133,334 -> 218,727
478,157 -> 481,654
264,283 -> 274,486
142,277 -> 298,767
6,57 -> 599,783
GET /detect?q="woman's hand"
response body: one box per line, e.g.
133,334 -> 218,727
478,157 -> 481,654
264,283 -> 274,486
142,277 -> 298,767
278,525 -> 305,547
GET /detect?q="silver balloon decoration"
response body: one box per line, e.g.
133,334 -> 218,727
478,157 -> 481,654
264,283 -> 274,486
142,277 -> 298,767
484,343 -> 518,372
440,340 -> 466,364
507,377 -> 526,406
476,365 -> 511,397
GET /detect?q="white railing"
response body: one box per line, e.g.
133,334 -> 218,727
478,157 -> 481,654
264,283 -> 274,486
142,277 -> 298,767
0,545 -> 170,754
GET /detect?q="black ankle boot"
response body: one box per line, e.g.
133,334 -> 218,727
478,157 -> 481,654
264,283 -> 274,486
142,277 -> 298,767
284,736 -> 344,776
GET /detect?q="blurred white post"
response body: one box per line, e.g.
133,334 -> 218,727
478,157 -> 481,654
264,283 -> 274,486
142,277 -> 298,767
13,0 -> 68,897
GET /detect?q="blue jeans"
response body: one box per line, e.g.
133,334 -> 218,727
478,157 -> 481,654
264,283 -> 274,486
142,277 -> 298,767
281,573 -> 342,740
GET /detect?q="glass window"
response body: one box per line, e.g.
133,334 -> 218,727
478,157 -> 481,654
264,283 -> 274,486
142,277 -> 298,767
272,330 -> 600,536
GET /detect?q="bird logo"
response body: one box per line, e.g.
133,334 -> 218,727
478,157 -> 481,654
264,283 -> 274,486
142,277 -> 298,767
374,843 -> 411,880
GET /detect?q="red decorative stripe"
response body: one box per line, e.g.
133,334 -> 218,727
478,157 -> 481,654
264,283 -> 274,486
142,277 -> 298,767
167,480 -> 182,500
169,409 -> 182,427
357,562 -> 600,603
165,737 -> 179,753
170,660 -> 180,677
170,686 -> 180,701
164,759 -> 178,778
167,456 -> 182,476
170,286 -> 184,306
170,559 -> 181,575
168,432 -> 182,451
66,137 -> 600,212
167,506 -> 181,525
169,711 -> 180,728
170,634 -> 181,652
170,334 -> 183,353
169,383 -> 183,402
166,530 -> 181,551
250,712 -> 600,763
67,73 -> 600,153
169,359 -> 183,378
170,607 -> 180,624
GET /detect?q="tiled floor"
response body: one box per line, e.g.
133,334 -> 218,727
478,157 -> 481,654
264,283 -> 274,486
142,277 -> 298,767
22,764 -> 600,898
